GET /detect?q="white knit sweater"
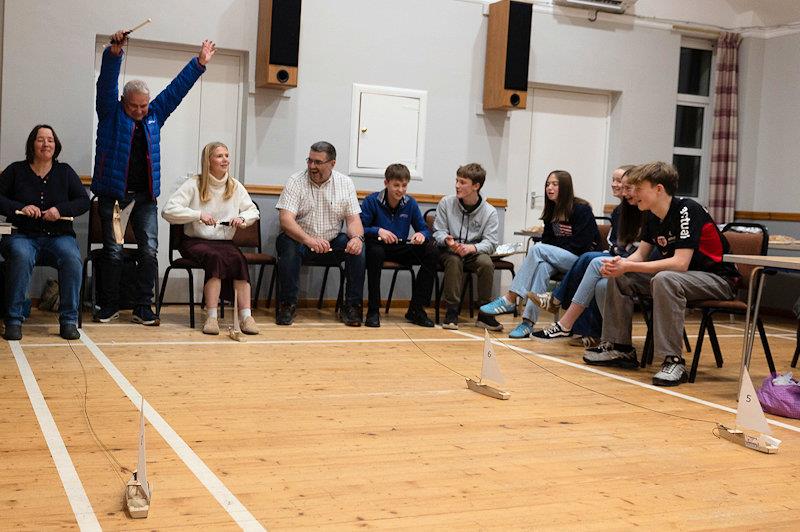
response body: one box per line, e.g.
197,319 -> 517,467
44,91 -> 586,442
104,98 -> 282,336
161,174 -> 259,240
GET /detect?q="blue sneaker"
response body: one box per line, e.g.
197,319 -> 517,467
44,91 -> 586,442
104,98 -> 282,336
508,321 -> 533,339
479,296 -> 516,316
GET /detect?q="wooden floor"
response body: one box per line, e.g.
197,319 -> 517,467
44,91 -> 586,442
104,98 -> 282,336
1,305 -> 799,530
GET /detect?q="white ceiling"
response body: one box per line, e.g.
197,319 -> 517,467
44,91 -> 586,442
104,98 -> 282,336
633,0 -> 800,29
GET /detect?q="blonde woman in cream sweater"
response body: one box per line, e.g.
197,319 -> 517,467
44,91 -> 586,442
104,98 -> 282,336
162,142 -> 260,335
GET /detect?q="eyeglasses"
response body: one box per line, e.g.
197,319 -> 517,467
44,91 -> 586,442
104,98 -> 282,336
306,157 -> 332,166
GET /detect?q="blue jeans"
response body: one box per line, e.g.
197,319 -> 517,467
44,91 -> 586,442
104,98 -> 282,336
276,232 -> 366,306
553,251 -> 607,338
509,243 -> 578,324
1,234 -> 83,326
98,193 -> 158,307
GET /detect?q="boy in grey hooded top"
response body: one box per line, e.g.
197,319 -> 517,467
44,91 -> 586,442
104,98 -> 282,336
433,163 -> 501,331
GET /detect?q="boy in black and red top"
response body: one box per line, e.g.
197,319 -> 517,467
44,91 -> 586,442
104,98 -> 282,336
583,161 -> 739,386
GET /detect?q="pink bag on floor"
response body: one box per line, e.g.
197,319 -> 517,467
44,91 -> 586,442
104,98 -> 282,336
757,373 -> 800,420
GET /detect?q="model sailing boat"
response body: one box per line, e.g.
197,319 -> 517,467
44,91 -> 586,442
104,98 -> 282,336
717,367 -> 781,453
466,330 -> 510,400
125,398 -> 152,518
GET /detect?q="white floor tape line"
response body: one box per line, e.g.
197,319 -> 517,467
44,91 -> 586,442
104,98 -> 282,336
77,330 -> 266,532
8,341 -> 101,531
448,329 -> 800,434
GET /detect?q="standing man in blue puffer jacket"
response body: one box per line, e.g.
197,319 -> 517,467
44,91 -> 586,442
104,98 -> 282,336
92,29 -> 216,325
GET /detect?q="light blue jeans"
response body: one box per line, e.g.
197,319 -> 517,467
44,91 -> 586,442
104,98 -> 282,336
509,243 -> 578,323
571,256 -> 608,309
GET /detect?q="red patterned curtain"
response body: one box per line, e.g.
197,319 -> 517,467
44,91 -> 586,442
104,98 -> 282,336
709,32 -> 742,223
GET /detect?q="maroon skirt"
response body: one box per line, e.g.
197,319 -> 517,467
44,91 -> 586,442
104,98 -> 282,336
180,238 -> 249,301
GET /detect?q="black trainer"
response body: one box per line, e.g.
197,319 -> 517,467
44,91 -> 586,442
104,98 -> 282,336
275,302 -> 296,325
59,323 -> 80,340
94,306 -> 119,323
341,303 -> 363,327
3,323 -> 22,341
475,312 -> 503,332
442,305 -> 459,330
405,305 -> 434,328
132,305 -> 160,326
365,310 -> 381,327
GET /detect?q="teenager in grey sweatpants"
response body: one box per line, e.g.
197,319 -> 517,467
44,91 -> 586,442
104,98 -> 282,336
602,270 -> 733,361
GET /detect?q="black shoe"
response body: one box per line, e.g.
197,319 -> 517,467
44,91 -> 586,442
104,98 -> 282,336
132,305 -> 160,326
405,306 -> 434,328
365,310 -> 381,328
94,306 -> 119,323
476,312 -> 503,332
3,323 -> 22,341
59,323 -> 80,340
442,305 -> 459,330
275,302 -> 296,325
341,303 -> 363,327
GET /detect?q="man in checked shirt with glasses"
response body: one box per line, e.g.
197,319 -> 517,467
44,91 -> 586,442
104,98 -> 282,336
275,141 -> 366,326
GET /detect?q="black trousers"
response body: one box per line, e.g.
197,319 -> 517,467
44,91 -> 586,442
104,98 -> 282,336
365,238 -> 439,314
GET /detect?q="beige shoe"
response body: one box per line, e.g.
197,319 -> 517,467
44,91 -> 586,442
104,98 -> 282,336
240,315 -> 260,335
528,291 -> 561,314
203,316 -> 220,335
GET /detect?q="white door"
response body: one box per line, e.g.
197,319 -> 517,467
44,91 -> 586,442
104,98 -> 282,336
526,88 -> 610,228
93,41 -> 244,300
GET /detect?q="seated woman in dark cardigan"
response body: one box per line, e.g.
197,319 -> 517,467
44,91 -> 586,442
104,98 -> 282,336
0,124 -> 90,341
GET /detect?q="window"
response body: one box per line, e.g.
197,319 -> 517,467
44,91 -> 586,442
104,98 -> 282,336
672,39 -> 714,201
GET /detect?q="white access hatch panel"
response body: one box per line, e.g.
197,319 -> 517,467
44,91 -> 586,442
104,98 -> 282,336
350,84 -> 427,179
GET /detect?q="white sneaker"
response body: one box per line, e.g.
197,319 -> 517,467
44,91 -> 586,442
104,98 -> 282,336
652,355 -> 688,387
583,343 -> 638,369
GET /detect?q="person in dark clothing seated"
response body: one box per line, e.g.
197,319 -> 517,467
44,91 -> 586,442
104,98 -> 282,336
480,170 -> 599,338
360,163 -> 438,328
0,125 -> 90,340
530,165 -> 642,342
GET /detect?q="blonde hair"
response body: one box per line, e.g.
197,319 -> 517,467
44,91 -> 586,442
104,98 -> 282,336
198,141 -> 236,203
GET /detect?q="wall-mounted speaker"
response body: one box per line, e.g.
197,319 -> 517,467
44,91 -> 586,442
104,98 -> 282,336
483,0 -> 532,110
256,0 -> 303,89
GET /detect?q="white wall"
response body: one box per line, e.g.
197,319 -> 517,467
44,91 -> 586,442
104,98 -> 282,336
2,0 -> 684,203
747,31 -> 800,213
2,0 -> 796,230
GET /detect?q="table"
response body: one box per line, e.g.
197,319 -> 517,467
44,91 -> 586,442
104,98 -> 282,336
513,230 -> 542,251
770,241 -> 800,252
722,254 -> 800,391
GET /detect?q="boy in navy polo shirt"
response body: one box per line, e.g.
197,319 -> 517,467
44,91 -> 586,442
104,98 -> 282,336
583,161 -> 739,386
360,164 -> 439,328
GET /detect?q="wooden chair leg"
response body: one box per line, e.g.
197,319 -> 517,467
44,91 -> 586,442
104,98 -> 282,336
156,265 -> 172,315
510,268 -> 518,317
336,266 -> 345,313
187,269 -> 195,328
266,266 -> 277,309
640,302 -> 654,368
706,316 -> 724,368
318,266 -> 330,310
433,272 -> 444,323
468,274 -> 475,318
253,264 -> 265,309
385,270 -> 399,314
757,319 -> 777,376
79,259 -> 89,328
689,313 -> 709,383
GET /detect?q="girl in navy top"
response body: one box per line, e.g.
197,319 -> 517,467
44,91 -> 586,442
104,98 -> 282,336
480,170 -> 599,338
